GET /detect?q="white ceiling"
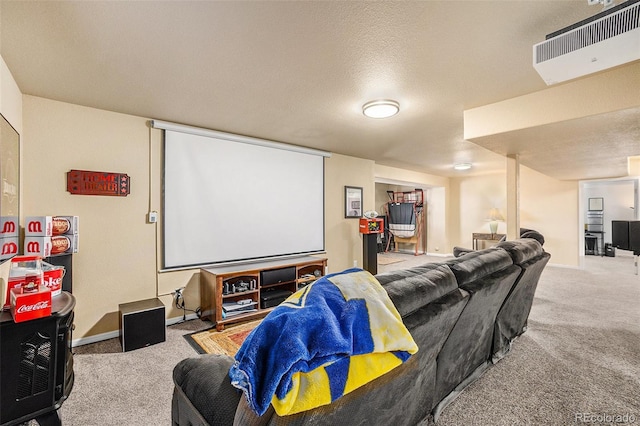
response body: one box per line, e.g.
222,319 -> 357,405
1,1 -> 638,181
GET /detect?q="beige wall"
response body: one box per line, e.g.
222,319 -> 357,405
23,96 -> 158,338
449,172 -> 507,249
0,57 -> 22,133
2,52 -> 584,341
19,97 -> 380,339
464,62 -> 640,139
521,165 -> 579,266
324,154 -> 375,272
630,156 -> 640,176
448,167 -> 580,266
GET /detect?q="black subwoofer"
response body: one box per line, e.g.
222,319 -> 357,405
119,298 -> 166,352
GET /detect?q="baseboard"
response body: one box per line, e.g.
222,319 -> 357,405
71,312 -> 200,347
425,252 -> 453,257
166,312 -> 200,326
387,249 -> 453,257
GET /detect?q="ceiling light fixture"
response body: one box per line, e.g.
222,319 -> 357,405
453,163 -> 472,171
362,100 -> 400,119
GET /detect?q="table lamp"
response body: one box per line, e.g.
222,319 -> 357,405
488,208 -> 504,235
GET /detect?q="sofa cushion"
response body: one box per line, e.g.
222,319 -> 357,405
492,250 -> 551,361
496,238 -> 543,265
435,262 -> 520,406
172,354 -> 241,425
377,263 -> 458,317
375,262 -> 443,285
261,289 -> 470,426
519,228 -> 545,245
447,248 -> 513,286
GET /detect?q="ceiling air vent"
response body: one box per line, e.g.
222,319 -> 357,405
533,0 -> 640,85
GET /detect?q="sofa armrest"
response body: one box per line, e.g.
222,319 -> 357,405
172,354 -> 242,426
452,246 -> 474,257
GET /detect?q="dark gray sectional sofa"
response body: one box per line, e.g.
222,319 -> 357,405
172,238 -> 550,425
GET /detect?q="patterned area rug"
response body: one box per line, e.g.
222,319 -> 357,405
184,319 -> 262,356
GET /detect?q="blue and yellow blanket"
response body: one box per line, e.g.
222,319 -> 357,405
229,268 -> 418,416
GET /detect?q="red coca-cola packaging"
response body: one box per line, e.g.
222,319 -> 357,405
42,261 -> 65,297
25,216 -> 79,236
5,256 -> 43,308
24,234 -> 79,257
10,285 -> 52,323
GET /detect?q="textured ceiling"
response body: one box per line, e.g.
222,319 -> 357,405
1,1 -> 638,181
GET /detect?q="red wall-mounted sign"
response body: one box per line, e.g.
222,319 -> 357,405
67,169 -> 130,196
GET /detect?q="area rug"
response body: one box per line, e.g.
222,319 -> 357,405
377,256 -> 406,266
184,319 -> 262,356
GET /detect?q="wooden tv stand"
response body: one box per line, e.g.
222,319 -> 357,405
200,256 -> 327,331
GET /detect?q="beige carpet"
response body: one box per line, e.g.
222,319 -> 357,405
57,252 -> 639,425
377,256 -> 406,265
186,319 -> 261,356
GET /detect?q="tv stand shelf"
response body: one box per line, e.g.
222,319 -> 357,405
200,256 -> 327,331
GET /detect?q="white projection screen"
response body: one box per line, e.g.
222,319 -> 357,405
160,123 -> 327,269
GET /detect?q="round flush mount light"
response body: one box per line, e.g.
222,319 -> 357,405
362,99 -> 400,119
453,163 -> 472,171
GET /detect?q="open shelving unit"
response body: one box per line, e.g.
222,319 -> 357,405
200,256 -> 327,331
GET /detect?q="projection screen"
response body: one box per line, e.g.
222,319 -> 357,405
157,121 -> 328,269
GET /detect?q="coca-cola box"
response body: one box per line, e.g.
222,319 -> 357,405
10,285 -> 52,322
25,216 -> 79,236
5,256 -> 43,308
42,262 -> 65,297
24,234 -> 79,257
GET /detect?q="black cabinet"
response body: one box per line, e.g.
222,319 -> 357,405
0,292 -> 75,426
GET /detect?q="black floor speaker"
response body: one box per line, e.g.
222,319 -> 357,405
119,298 -> 166,352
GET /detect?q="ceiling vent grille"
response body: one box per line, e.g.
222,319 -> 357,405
533,0 -> 640,85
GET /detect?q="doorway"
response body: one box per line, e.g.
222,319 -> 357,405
579,178 -> 639,259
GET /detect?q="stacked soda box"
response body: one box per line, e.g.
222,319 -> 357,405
5,256 -> 52,322
4,254 -> 65,306
0,216 -> 19,261
24,216 -> 79,257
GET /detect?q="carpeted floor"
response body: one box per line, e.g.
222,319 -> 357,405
377,254 -> 407,265
55,252 -> 639,425
431,252 -> 640,426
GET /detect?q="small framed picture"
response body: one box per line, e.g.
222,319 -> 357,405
588,197 -> 603,211
345,186 -> 363,218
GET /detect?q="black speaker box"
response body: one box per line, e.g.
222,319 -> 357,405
261,266 -> 296,287
630,221 -> 640,253
612,220 -> 630,250
119,298 -> 165,352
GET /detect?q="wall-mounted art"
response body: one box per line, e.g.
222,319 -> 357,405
588,197 -> 603,211
0,113 -> 20,262
345,186 -> 363,218
67,170 -> 130,196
